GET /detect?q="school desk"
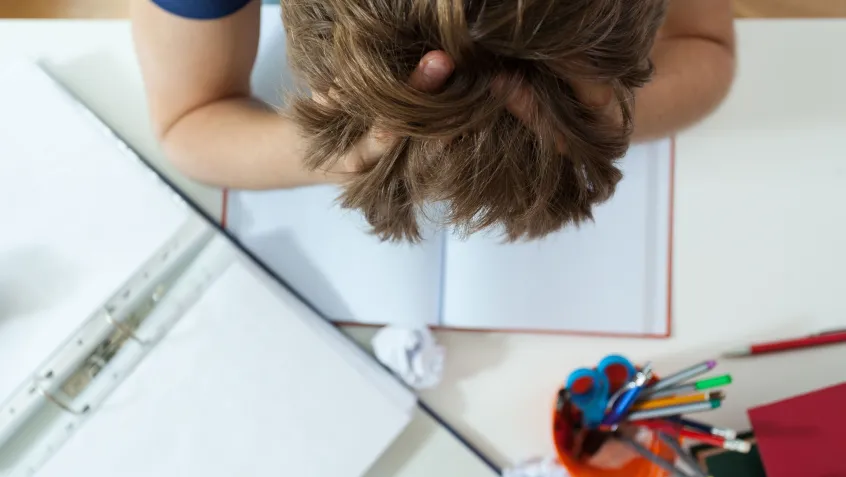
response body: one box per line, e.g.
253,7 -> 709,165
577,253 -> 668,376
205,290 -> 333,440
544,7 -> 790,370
1,14 -> 845,474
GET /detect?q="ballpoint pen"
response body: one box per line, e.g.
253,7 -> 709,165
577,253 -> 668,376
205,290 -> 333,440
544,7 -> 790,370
645,360 -> 717,393
601,363 -> 653,426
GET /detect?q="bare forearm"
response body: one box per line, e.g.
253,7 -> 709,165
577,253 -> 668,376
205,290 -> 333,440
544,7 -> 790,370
632,37 -> 736,142
631,0 -> 736,141
161,97 -> 339,189
132,0 -> 337,190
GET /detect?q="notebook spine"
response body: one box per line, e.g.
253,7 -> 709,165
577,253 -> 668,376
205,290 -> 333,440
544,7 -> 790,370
0,217 -> 229,474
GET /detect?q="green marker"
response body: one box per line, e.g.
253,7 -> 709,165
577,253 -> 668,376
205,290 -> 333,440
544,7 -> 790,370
644,374 -> 732,400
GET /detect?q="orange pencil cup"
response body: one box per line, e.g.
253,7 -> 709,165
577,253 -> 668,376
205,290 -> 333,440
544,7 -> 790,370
552,375 -> 676,477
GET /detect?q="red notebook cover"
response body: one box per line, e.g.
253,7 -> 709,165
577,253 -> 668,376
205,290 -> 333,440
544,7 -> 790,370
748,382 -> 846,477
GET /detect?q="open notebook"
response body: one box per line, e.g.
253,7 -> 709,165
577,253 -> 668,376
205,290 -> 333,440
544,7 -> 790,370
227,129 -> 673,339
229,4 -> 674,338
0,61 -> 414,476
228,141 -> 673,339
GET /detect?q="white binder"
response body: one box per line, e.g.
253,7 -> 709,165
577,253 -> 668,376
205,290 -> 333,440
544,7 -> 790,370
0,61 -> 415,476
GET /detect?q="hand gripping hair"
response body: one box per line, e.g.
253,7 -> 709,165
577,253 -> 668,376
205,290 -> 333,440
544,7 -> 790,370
281,0 -> 667,241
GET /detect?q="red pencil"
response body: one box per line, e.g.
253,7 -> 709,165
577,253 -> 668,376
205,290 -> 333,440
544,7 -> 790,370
637,420 -> 752,452
723,329 -> 846,357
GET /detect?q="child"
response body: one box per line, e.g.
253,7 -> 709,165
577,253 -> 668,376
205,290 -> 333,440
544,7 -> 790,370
133,0 -> 735,241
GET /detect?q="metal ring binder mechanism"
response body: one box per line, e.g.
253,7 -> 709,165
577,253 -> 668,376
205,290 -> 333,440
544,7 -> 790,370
0,216 -> 234,475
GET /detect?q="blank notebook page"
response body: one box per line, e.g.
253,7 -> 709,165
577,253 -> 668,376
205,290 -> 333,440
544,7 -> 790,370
39,254 -> 415,477
441,140 -> 672,335
226,186 -> 445,327
0,61 -> 189,398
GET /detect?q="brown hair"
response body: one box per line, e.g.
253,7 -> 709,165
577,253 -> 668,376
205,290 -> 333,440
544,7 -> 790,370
281,0 -> 667,241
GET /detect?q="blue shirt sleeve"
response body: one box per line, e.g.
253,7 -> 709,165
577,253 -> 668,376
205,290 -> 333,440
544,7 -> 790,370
152,0 -> 252,20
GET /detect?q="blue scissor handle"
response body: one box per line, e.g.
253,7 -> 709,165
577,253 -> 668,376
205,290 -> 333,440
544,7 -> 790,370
596,354 -> 637,411
565,368 -> 609,428
566,355 -> 637,428
597,354 -> 637,385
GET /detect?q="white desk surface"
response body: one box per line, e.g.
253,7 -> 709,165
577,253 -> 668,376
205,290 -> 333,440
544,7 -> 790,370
0,19 -> 494,477
3,16 -> 846,474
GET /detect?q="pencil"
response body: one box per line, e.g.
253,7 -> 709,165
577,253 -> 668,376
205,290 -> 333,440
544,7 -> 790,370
684,433 -> 751,452
656,431 -> 709,477
675,429 -> 751,452
638,421 -> 751,452
633,391 -> 724,411
626,400 -> 722,421
646,360 -> 717,393
664,416 -> 737,439
645,375 -> 733,400
618,435 -> 692,477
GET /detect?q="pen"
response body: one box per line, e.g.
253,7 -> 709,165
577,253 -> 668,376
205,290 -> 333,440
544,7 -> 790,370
644,375 -> 732,400
626,400 -> 722,421
723,329 -> 846,357
601,363 -> 653,426
646,360 -> 717,393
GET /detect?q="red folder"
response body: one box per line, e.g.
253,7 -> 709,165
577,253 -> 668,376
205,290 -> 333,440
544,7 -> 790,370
748,382 -> 846,477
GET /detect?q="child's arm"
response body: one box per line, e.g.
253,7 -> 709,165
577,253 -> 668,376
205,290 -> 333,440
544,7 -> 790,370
497,0 -> 735,147
631,0 -> 736,142
131,0 -> 453,190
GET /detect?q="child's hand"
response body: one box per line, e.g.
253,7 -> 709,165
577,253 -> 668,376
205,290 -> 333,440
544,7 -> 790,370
316,51 -> 455,178
493,75 -> 621,155
317,49 -> 621,180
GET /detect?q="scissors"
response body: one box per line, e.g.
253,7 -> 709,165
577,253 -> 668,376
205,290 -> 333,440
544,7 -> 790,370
565,354 -> 638,428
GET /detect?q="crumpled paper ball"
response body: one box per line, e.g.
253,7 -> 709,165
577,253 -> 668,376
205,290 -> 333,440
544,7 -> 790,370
371,325 -> 445,389
503,456 -> 570,477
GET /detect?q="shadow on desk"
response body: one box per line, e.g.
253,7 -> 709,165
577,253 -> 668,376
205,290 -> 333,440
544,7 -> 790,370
422,331 -> 511,463
239,229 -> 356,321
0,245 -> 78,319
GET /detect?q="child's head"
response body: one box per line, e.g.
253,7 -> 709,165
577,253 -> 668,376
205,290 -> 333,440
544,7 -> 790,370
281,0 -> 668,241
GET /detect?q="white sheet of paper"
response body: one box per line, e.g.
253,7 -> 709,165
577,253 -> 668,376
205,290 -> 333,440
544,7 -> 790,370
0,61 -> 190,398
440,140 -> 673,335
39,256 -> 414,477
